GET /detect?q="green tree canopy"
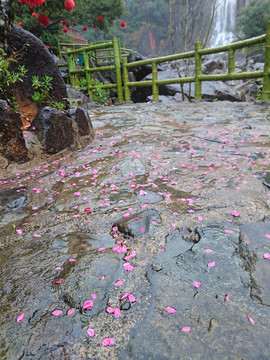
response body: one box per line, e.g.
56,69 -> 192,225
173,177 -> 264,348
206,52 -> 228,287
14,0 -> 124,52
236,0 -> 270,39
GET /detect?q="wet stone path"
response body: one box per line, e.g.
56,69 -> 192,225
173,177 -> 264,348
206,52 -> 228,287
0,101 -> 270,359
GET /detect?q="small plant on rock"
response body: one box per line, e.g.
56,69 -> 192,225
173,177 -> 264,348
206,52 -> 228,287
0,49 -> 28,113
31,75 -> 65,111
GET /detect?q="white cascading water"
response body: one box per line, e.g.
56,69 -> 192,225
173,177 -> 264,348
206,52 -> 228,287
211,0 -> 238,47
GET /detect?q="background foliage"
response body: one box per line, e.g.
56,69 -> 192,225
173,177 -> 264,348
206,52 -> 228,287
235,0 -> 270,39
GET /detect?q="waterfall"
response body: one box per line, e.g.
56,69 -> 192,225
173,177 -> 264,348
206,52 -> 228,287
210,0 -> 238,47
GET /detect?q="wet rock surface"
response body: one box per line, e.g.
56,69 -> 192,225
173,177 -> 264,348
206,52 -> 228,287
0,101 -> 270,359
0,101 -> 29,164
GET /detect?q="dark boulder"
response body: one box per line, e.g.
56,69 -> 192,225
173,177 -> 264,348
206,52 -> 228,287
7,25 -> 67,126
67,106 -> 93,137
31,106 -> 95,155
31,107 -> 74,154
0,101 -> 29,164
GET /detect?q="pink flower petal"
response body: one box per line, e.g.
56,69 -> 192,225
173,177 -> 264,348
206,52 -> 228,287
181,327 -> 191,332
204,249 -> 213,253
112,226 -> 118,231
121,293 -> 129,300
165,306 -> 177,313
99,275 -> 105,280
193,281 -> 201,288
67,308 -> 75,315
74,192 -> 81,196
98,247 -> 106,251
225,293 -> 230,301
141,227 -> 145,233
84,207 -> 92,212
33,233 -> 41,238
52,310 -> 62,316
128,294 -> 136,303
68,258 -> 77,262
114,280 -> 124,287
231,210 -> 239,217
207,261 -> 216,267
102,337 -> 115,346
16,229 -> 23,235
263,253 -> 270,259
114,307 -> 121,318
91,294 -> 97,300
82,300 -> 93,310
123,263 -> 134,271
106,307 -> 115,313
54,278 -> 63,284
224,229 -> 234,233
87,328 -> 95,337
198,216 -> 203,221
265,234 -> 270,239
16,312 -> 25,323
54,266 -> 62,270
248,316 -> 255,325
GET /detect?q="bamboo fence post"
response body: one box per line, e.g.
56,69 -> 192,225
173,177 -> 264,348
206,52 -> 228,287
83,50 -> 92,98
152,62 -> 159,101
67,51 -> 76,87
73,55 -> 79,88
195,41 -> 202,100
57,40 -> 62,60
262,21 -> 270,100
228,48 -> 235,74
112,37 -> 123,103
122,57 -> 130,102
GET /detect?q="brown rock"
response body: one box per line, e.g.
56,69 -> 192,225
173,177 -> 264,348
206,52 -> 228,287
32,107 -> 74,154
7,25 -> 67,127
0,101 -> 29,163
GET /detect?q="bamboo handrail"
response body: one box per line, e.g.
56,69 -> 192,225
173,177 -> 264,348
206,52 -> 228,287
122,22 -> 270,102
63,22 -> 270,103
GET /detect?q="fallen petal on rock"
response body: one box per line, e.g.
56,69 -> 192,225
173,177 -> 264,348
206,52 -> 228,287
123,263 -> 134,271
193,281 -> 202,288
181,327 -> 191,332
208,261 -> 216,267
248,316 -> 255,325
82,300 -> 93,310
128,294 -> 136,303
16,312 -> 25,323
87,328 -> 95,337
114,307 -> 121,318
114,280 -> 124,287
106,307 -> 115,313
102,337 -> 115,346
165,306 -> 177,313
52,310 -> 62,316
231,210 -> 239,217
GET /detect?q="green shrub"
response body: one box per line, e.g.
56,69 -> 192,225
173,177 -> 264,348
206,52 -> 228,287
0,49 -> 27,112
80,76 -> 110,104
31,75 -> 65,111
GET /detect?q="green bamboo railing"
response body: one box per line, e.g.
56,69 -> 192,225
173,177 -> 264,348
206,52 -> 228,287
66,38 -> 124,103
122,21 -> 270,102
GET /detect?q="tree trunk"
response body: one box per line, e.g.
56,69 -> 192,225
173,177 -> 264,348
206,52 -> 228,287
0,0 -> 14,52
